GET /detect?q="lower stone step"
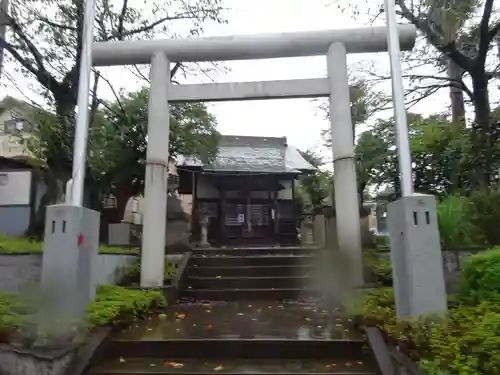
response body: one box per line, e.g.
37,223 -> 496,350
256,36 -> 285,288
187,265 -> 313,278
181,287 -> 314,300
190,247 -> 317,256
186,276 -> 312,290
101,338 -> 369,360
191,255 -> 313,267
91,357 -> 376,375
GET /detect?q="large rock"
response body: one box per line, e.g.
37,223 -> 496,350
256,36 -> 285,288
166,195 -> 190,248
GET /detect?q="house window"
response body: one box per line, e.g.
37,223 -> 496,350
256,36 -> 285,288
4,119 -> 30,134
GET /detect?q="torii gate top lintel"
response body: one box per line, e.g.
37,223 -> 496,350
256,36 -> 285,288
92,24 -> 416,66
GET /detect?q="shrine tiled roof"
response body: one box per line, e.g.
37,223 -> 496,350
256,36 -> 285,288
177,135 -> 316,174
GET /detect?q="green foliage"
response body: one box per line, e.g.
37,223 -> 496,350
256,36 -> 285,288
435,191 -> 500,249
90,88 -> 221,199
353,242 -> 500,374
120,258 -> 177,285
421,302 -> 500,375
296,149 -> 332,211
0,234 -> 43,253
345,287 -> 396,331
355,114 -> 476,196
87,285 -> 166,327
5,0 -> 226,229
0,285 -> 165,346
363,249 -> 392,285
437,195 -> 478,249
467,190 -> 500,247
347,286 -> 500,374
0,293 -> 33,343
459,248 -> 500,304
341,0 -> 500,188
0,234 -> 138,254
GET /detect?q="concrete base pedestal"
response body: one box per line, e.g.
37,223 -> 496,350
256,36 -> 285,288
387,194 -> 447,319
40,205 -> 100,324
108,222 -> 132,245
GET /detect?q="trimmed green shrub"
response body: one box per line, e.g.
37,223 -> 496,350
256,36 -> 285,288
0,234 -> 138,254
119,258 -> 177,285
459,247 -> 500,304
468,190 -> 500,247
346,287 -> 500,375
0,293 -> 33,343
437,194 -> 479,249
87,285 -> 166,327
421,302 -> 500,375
364,249 -> 392,285
0,286 -> 166,345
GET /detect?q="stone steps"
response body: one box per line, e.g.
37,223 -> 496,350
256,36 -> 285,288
87,300 -> 379,375
183,246 -> 315,301
91,356 -> 376,375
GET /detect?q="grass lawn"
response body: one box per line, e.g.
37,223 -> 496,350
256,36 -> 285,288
0,234 -> 139,255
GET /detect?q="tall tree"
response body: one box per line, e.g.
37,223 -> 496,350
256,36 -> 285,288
320,78 -> 386,146
296,150 -> 333,211
88,87 -> 220,218
0,0 -> 225,203
355,113 -> 491,196
338,0 -> 500,188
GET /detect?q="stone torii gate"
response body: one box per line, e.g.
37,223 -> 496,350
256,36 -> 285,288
91,25 -> 417,288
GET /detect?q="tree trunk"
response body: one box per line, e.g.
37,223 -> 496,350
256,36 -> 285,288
448,59 -> 466,125
471,72 -> 492,189
113,187 -> 132,223
26,170 -> 62,239
27,99 -> 76,238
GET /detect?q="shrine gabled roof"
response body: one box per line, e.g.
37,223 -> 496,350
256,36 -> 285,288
177,135 -> 316,174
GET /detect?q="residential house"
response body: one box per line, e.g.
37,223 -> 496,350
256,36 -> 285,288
176,135 -> 316,246
0,96 -> 36,158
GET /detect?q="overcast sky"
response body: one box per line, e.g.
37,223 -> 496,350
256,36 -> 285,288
2,0 -> 450,160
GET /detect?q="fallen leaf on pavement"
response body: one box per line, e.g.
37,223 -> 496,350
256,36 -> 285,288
213,365 -> 224,371
165,361 -> 184,368
207,324 -> 213,329
119,357 -> 126,363
176,313 -> 186,319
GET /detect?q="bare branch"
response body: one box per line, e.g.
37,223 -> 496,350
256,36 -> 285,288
1,9 -> 45,71
90,71 -> 101,126
116,0 -> 129,40
398,0 -> 474,72
171,62 -> 182,79
478,0 -> 495,63
105,12 -> 199,41
487,21 -> 500,46
99,73 -> 127,116
35,15 -> 77,31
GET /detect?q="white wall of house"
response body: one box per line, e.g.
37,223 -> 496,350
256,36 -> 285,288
0,170 -> 31,206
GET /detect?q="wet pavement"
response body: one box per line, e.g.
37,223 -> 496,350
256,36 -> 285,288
116,299 -> 362,341
92,357 -> 374,374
